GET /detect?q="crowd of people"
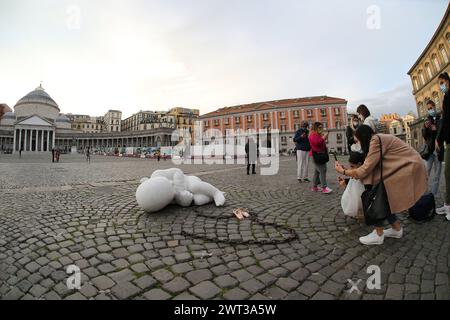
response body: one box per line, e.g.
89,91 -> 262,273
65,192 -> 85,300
292,72 -> 450,245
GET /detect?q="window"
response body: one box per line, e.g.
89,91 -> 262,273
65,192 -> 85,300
322,122 -> 327,130
440,45 -> 448,64
433,54 -> 440,71
337,133 -> 342,143
419,71 -> 425,85
413,77 -> 418,90
307,110 -> 313,118
235,117 -> 240,124
224,118 -> 229,125
334,107 -> 340,116
293,110 -> 299,118
320,108 -> 327,117
214,119 -> 219,126
263,113 -> 269,121
247,115 -> 252,122
294,123 -> 300,130
426,63 -> 433,79
281,124 -> 286,132
335,121 -> 341,129
280,112 -> 286,119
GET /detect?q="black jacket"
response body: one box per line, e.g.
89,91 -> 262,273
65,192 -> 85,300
345,126 -> 355,151
422,113 -> 444,161
293,128 -> 311,151
437,92 -> 450,145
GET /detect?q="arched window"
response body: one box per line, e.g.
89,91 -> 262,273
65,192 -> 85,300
419,70 -> 425,85
433,91 -> 441,110
432,54 -> 440,71
440,44 -> 448,64
418,101 -> 424,116
425,63 -> 433,79
413,77 -> 419,90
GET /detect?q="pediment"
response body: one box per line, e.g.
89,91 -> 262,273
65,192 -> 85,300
16,115 -> 53,127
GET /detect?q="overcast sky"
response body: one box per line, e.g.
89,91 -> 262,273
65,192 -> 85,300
0,0 -> 448,118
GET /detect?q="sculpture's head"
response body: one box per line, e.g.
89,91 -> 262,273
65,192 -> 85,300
136,176 -> 175,213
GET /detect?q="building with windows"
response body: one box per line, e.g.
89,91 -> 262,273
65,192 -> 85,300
0,85 -> 177,154
408,3 -> 450,149
104,110 -> 122,132
67,114 -> 105,133
199,96 -> 348,154
122,111 -> 177,132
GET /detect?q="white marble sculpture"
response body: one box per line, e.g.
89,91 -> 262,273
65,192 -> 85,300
136,168 -> 226,213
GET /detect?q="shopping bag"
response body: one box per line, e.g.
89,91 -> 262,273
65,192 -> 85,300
341,178 -> 365,217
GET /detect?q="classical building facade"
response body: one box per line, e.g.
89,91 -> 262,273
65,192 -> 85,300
408,3 -> 450,149
0,85 -> 176,154
199,96 -> 348,154
122,111 -> 177,132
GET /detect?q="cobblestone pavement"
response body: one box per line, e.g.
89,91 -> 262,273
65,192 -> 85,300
0,154 -> 449,300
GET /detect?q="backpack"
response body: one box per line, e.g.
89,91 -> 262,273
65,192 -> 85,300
408,193 -> 436,222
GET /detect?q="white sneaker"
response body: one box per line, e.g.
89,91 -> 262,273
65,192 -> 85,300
436,205 -> 449,215
446,213 -> 450,221
359,230 -> 384,245
383,227 -> 403,239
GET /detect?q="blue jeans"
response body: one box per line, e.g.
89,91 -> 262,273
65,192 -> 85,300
426,152 -> 442,196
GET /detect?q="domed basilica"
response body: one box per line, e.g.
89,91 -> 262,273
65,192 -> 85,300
0,84 -> 176,154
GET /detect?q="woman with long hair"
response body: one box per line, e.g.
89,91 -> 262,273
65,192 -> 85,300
308,122 -> 332,194
335,125 -> 427,245
435,72 -> 450,221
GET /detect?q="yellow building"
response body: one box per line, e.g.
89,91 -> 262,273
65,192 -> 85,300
168,107 -> 200,142
408,4 -> 450,149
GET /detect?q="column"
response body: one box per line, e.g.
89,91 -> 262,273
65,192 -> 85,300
12,129 -> 16,153
24,129 -> 28,151
46,130 -> 50,152
52,131 -> 55,151
34,130 -> 37,152
19,129 -> 22,152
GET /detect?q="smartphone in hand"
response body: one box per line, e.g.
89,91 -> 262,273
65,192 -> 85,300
333,153 -> 338,161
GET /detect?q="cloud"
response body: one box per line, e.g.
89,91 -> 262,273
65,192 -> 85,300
348,81 -> 418,118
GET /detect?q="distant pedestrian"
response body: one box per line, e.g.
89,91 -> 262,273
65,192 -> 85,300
56,149 -> 60,163
52,148 -> 55,163
245,137 -> 258,175
293,121 -> 311,183
86,147 -> 91,163
157,151 -> 161,162
19,148 -> 22,158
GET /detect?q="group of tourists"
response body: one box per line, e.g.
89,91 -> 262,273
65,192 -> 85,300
293,72 -> 450,245
294,120 -> 333,193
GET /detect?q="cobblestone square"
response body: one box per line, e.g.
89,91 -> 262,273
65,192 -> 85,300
0,154 -> 449,300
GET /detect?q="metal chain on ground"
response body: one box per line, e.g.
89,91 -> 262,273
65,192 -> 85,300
181,206 -> 299,245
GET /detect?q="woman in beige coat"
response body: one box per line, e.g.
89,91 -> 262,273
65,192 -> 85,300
335,125 -> 427,245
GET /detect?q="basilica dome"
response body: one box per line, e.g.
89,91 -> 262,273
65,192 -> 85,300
14,84 -> 60,121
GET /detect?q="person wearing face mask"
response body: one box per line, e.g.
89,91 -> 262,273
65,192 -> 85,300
422,100 -> 443,197
356,104 -> 379,133
308,122 -> 332,194
346,114 -> 360,153
335,125 -> 427,245
435,72 -> 450,220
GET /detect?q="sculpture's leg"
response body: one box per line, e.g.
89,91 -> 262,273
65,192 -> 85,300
193,194 -> 211,206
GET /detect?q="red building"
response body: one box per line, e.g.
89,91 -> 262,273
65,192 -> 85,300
199,96 -> 348,154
